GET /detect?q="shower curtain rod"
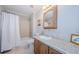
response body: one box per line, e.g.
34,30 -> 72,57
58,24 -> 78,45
2,10 -> 18,15
1,10 -> 26,16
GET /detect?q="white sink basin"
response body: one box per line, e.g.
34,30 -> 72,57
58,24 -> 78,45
39,35 -> 52,40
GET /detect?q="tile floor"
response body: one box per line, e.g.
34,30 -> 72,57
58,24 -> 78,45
5,46 -> 34,54
4,38 -> 34,54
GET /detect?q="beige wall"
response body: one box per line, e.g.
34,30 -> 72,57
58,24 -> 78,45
19,15 -> 30,38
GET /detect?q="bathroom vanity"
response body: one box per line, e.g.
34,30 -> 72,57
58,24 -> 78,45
34,35 -> 79,54
34,38 -> 61,54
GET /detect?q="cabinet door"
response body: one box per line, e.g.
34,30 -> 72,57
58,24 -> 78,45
40,42 -> 48,54
49,48 -> 62,54
34,39 -> 40,54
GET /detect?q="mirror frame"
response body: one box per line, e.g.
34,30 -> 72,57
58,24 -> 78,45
43,5 -> 57,29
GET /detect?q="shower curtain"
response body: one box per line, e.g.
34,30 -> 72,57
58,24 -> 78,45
1,12 -> 20,52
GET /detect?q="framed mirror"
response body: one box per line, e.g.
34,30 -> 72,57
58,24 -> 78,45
71,34 -> 79,45
43,5 -> 57,29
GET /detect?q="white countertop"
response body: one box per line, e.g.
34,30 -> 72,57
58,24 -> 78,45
34,36 -> 79,54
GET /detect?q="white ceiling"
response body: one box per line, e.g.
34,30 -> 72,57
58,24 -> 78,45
1,5 -> 42,17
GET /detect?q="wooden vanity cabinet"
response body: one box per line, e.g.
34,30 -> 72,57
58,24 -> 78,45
40,42 -> 48,54
34,38 -> 48,54
34,38 -> 41,54
34,38 -> 62,54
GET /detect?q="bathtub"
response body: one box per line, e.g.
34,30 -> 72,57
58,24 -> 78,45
19,37 -> 34,49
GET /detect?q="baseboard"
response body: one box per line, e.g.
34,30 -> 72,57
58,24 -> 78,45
0,49 -> 11,54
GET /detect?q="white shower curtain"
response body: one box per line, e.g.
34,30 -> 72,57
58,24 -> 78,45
1,12 -> 20,52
